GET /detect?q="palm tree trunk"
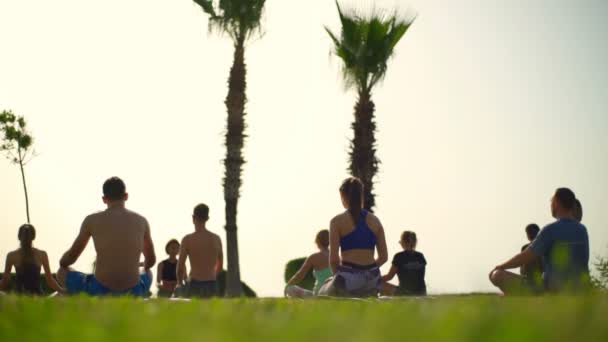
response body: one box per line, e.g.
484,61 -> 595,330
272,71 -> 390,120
223,37 -> 246,297
18,149 -> 31,223
349,90 -> 378,211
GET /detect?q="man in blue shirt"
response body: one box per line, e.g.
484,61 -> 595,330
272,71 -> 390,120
489,188 -> 590,295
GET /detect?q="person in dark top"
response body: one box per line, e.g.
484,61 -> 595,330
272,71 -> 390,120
490,188 -> 590,295
0,224 -> 64,295
519,224 -> 543,293
156,239 -> 182,298
381,231 -> 427,296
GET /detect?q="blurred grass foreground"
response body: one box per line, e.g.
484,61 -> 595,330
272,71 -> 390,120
1,295 -> 607,341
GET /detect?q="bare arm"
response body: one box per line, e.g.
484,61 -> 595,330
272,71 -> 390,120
329,220 -> 341,274
142,221 -> 156,270
381,265 -> 398,283
286,256 -> 314,286
215,237 -> 223,276
374,222 -> 388,267
41,251 -> 65,293
156,262 -> 164,287
495,248 -> 537,271
176,237 -> 188,285
0,254 -> 13,291
60,221 -> 91,268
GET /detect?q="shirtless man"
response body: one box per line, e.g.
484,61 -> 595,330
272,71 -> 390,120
57,177 -> 156,296
176,204 -> 223,299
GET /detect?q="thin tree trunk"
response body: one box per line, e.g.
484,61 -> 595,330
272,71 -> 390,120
18,149 -> 31,223
223,37 -> 246,297
349,90 -> 378,211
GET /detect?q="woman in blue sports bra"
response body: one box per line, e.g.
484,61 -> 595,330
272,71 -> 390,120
318,177 -> 388,297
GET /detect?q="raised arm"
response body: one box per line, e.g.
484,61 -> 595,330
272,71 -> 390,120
0,254 -> 14,291
329,219 -> 341,274
142,220 -> 156,270
60,219 -> 92,268
286,256 -> 314,287
176,237 -> 188,285
41,251 -> 65,293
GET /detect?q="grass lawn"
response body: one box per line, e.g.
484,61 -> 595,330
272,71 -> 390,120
1,294 -> 607,341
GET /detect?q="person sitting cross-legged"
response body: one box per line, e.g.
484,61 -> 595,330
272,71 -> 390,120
175,204 -> 223,299
318,177 -> 388,298
489,188 -> 590,295
156,239 -> 183,298
381,231 -> 427,296
519,224 -> 544,294
0,224 -> 65,295
285,229 -> 333,298
57,177 -> 156,297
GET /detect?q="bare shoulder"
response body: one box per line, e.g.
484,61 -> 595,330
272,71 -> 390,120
125,209 -> 149,223
366,212 -> 384,232
5,250 -> 17,262
309,251 -> 325,264
182,232 -> 195,243
211,232 -> 222,246
330,212 -> 349,228
33,248 -> 48,259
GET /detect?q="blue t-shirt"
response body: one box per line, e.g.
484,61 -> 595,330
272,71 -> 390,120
530,219 -> 590,291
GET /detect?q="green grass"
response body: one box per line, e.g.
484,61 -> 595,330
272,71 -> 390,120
1,295 -> 607,341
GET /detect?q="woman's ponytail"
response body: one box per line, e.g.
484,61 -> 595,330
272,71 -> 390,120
340,177 -> 364,223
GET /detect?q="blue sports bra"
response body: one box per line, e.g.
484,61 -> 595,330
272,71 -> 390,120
340,210 -> 377,251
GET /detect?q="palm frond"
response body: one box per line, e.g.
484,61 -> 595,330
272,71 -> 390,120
193,0 -> 266,43
326,1 -> 416,93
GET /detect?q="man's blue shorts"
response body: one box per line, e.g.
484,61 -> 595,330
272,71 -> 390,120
66,271 -> 152,297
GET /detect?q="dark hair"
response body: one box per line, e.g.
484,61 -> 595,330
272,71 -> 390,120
340,177 -> 364,223
165,239 -> 180,254
525,224 -> 540,240
574,199 -> 583,222
315,230 -> 329,249
193,203 -> 210,221
18,224 -> 36,264
103,177 -> 126,201
554,188 -> 576,211
401,231 -> 417,246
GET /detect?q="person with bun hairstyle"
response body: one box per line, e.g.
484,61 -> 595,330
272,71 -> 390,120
285,229 -> 332,297
318,177 -> 388,297
0,224 -> 64,295
381,231 -> 427,296
156,239 -> 183,298
490,188 -> 590,294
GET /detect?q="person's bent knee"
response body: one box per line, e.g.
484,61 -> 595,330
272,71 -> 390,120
489,269 -> 504,286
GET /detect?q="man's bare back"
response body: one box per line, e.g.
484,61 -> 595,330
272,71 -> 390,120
84,207 -> 150,290
180,230 -> 223,282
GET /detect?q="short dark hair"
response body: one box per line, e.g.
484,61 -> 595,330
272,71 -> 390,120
554,188 -> 576,210
165,239 -> 180,254
525,224 -> 540,240
103,177 -> 126,201
193,203 -> 209,221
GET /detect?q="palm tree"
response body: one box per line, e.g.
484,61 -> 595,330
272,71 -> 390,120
192,0 -> 265,297
326,2 -> 415,210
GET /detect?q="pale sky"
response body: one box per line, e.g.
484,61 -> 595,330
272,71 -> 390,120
0,0 -> 606,297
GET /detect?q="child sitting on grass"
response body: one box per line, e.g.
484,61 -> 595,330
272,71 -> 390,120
381,231 -> 427,296
156,239 -> 182,298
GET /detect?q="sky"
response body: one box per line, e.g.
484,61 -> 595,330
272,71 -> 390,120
0,0 -> 607,297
